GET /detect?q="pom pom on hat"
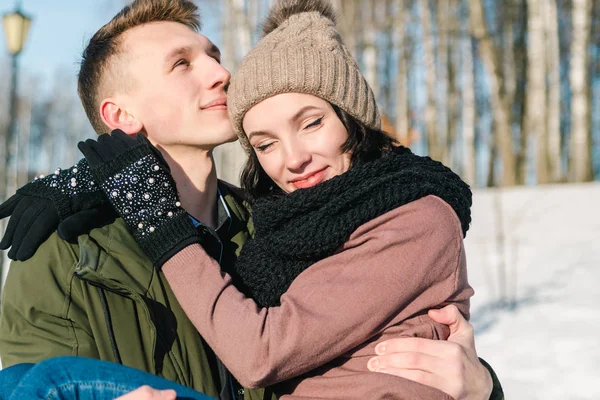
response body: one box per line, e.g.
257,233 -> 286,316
261,0 -> 338,36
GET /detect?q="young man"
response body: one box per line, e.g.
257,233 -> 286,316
0,1 -> 500,399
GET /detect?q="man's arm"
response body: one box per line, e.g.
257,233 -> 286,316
367,305 -> 504,400
0,233 -> 98,367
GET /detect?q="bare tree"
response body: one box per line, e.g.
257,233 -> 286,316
332,0 -> 361,57
442,0 -> 461,170
393,0 -> 409,144
569,0 -> 594,182
213,0 -> 265,185
361,1 -> 380,101
544,0 -> 562,182
437,0 -> 450,165
525,0 -> 549,183
419,0 -> 439,161
470,0 -> 516,186
461,17 -> 476,185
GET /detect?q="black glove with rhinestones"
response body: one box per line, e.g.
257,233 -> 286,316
78,130 -> 203,268
0,159 -> 114,261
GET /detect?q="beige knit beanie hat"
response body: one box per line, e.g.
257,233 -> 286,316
228,0 -> 381,153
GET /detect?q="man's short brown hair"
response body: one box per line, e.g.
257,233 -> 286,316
78,0 -> 201,133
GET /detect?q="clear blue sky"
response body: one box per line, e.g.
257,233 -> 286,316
0,0 -> 221,94
1,0 -> 121,92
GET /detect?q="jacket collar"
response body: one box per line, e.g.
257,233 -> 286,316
74,180 -> 254,296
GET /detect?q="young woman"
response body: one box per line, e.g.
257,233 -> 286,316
0,1 -> 501,399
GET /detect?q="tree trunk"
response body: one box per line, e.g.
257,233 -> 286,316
213,0 -> 255,186
569,0 -> 593,182
500,3 -> 526,185
434,0 -> 451,166
462,33 -> 476,185
444,0 -> 460,171
394,0 -> 409,145
333,0 -> 360,57
544,0 -> 562,182
525,0 -> 549,184
17,97 -> 32,187
470,0 -> 516,186
362,1 -> 380,102
419,0 -> 439,161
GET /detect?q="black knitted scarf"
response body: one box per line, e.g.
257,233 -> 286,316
233,147 -> 472,307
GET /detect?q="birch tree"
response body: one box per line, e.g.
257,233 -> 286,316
332,0 -> 360,57
394,0 -> 409,144
461,19 -> 476,185
437,0 -> 449,165
361,1 -> 380,101
544,0 -> 562,182
470,0 -> 516,186
525,0 -> 549,183
569,0 -> 593,182
419,0 -> 439,161
213,0 -> 260,185
443,0 -> 461,170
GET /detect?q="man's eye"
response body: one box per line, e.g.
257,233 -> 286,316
174,59 -> 190,68
305,117 -> 323,129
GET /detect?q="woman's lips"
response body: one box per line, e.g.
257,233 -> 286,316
291,168 -> 327,189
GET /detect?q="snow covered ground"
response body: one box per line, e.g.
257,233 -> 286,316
465,182 -> 600,400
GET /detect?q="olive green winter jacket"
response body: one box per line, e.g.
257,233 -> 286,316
0,181 -> 265,400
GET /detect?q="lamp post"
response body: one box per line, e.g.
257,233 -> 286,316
1,3 -> 31,293
2,2 -> 32,200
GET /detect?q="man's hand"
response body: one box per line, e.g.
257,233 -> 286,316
0,159 -> 113,260
367,305 -> 493,400
115,386 -> 177,400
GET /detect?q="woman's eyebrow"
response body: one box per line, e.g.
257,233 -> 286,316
291,106 -> 321,122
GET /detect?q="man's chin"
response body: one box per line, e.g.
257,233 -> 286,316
214,131 -> 239,147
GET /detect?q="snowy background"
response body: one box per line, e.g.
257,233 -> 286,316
466,182 -> 600,400
0,182 -> 597,398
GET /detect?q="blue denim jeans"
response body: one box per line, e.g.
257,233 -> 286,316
0,356 -> 216,400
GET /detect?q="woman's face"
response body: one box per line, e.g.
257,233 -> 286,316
243,93 -> 352,194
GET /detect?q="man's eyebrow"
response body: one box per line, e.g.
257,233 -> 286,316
208,43 -> 221,58
164,45 -> 192,64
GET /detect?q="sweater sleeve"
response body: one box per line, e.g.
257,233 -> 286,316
163,195 -> 472,388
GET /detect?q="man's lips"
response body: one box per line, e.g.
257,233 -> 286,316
291,168 -> 327,189
201,98 -> 227,110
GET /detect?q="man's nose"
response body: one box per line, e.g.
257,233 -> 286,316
205,58 -> 231,90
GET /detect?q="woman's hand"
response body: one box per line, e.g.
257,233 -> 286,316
367,305 -> 493,400
115,385 -> 177,400
78,130 -> 201,268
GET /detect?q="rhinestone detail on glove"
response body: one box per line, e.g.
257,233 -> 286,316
34,158 -> 98,197
100,154 -> 185,236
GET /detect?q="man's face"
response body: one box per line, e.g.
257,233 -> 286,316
119,21 -> 234,150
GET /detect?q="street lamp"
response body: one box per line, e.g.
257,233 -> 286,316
2,3 -> 31,199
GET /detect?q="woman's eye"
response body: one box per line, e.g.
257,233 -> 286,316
305,117 -> 324,129
255,142 -> 273,152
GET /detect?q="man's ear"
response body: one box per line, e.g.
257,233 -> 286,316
100,98 -> 143,134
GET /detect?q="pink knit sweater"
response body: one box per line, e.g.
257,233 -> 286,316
163,195 -> 473,399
